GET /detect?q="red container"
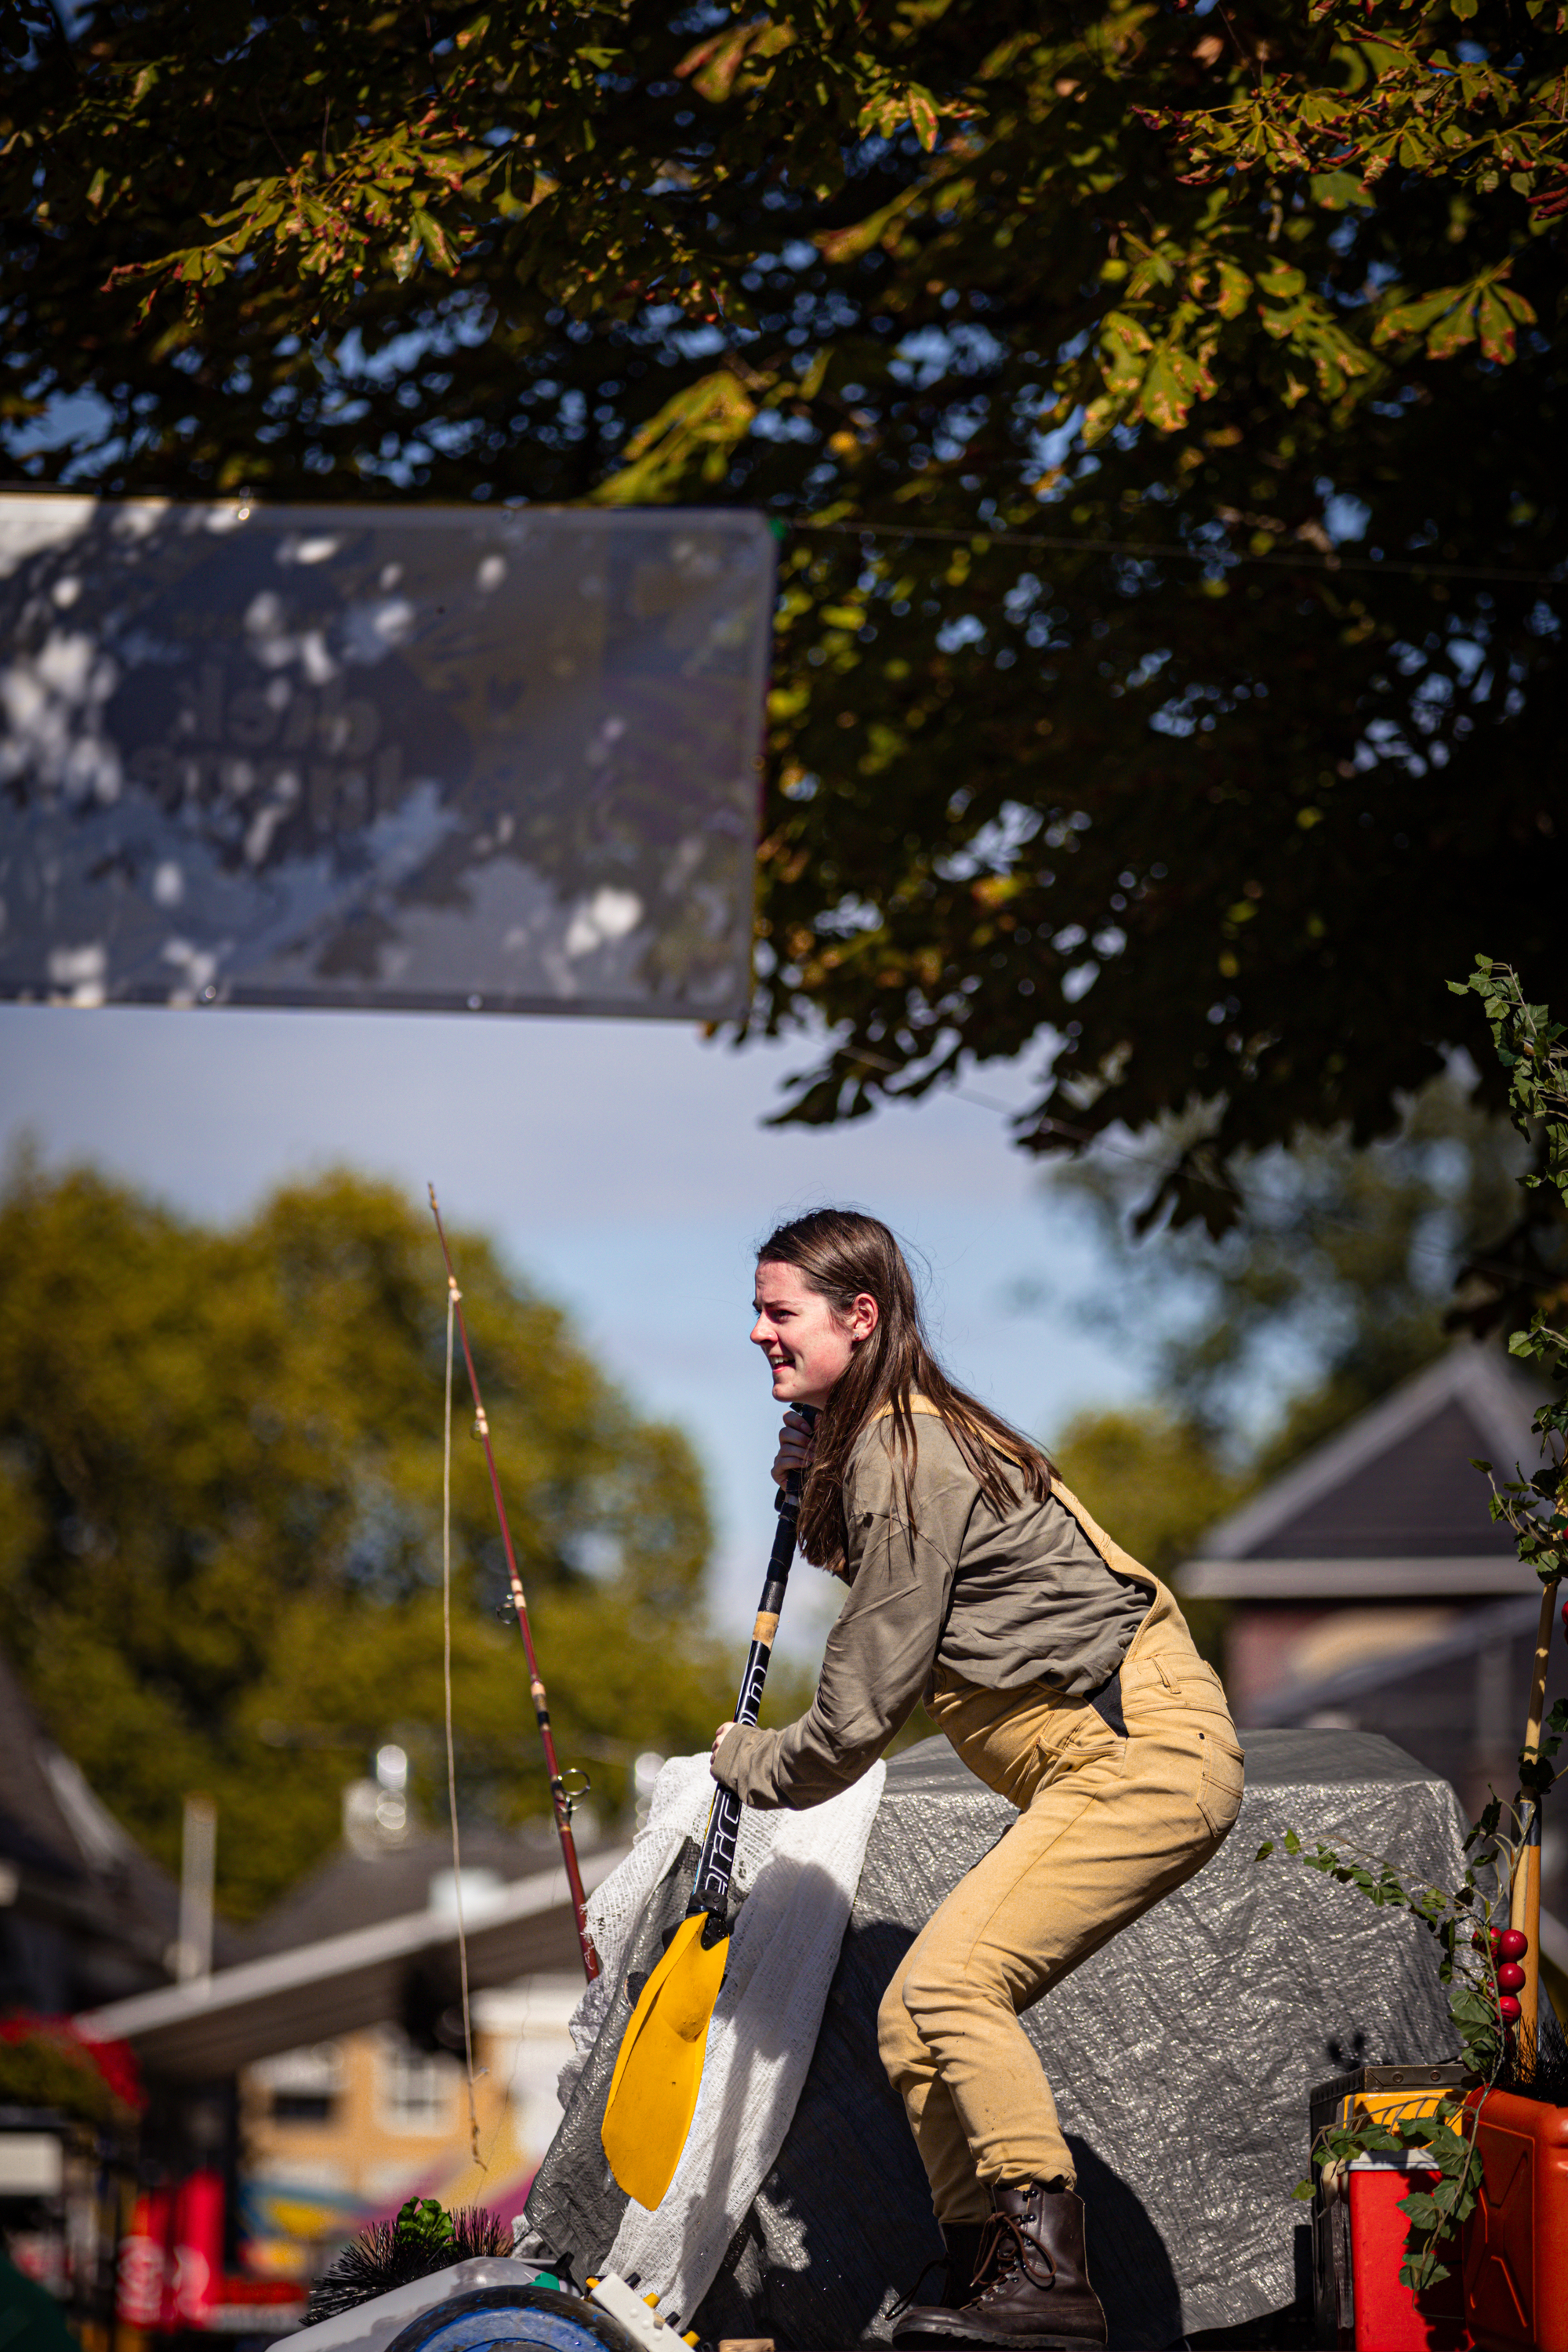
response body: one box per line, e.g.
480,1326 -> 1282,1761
1348,2155 -> 1470,2351
172,2170 -> 225,2327
117,2187 -> 176,2330
1463,2088 -> 1568,2352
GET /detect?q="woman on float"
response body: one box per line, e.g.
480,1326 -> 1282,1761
710,1210 -> 1245,2352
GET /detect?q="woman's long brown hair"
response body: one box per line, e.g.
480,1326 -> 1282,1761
756,1208 -> 1054,1570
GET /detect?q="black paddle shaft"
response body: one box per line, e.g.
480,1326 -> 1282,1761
688,1403 -> 817,1933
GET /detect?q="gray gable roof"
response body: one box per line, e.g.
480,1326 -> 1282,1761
0,1639 -> 200,2006
0,1642 -> 96,1879
1181,1345 -> 1544,1599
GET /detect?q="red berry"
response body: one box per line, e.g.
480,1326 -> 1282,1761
1472,1930 -> 1488,1950
1490,1926 -> 1504,1950
1497,1962 -> 1526,1994
1497,1929 -> 1529,1962
1498,1994 -> 1523,2024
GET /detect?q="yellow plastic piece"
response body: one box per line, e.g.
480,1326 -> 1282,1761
601,1912 -> 731,2209
684,2336 -> 699,2344
644,2297 -> 659,2310
1340,2089 -> 1465,2136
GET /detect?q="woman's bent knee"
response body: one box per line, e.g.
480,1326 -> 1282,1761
898,1962 -> 971,2032
877,1972 -> 924,2078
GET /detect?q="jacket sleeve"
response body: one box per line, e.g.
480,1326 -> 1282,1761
714,1435 -> 972,1809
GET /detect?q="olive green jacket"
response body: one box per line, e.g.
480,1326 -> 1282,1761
715,1403 -> 1162,1811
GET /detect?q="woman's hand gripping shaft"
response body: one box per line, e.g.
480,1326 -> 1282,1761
711,1408 -> 817,1776
696,1406 -> 815,1928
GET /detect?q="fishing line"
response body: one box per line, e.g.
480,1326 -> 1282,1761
442,1272 -> 482,2170
427,1185 -> 601,1986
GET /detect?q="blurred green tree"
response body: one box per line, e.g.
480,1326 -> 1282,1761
1041,1070 -> 1548,1662
1050,1403 -> 1244,1671
0,1157 -> 732,1918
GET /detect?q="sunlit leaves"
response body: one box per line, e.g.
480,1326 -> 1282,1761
1447,958 -> 1568,1583
589,369 -> 757,501
3,0 -> 1565,1196
1374,265 -> 1537,363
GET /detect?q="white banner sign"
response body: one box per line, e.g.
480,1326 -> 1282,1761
0,498 -> 773,1018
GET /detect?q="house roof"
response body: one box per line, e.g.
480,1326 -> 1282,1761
0,1642 -> 196,2005
240,1822 -> 579,1961
1181,1345 -> 1543,1601
1246,1588 -> 1568,1980
74,1843 -> 627,2080
0,1644 -> 89,1880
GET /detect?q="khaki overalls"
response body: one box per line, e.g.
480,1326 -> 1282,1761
875,1478 -> 1246,2221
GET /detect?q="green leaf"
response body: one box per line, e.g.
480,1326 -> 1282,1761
1426,294 -> 1479,361
1310,169 -> 1374,210
1373,281 -> 1470,347
907,87 -> 940,152
816,187 -> 920,267
1139,351 -> 1189,432
409,208 -> 457,273
1213,260 -> 1251,318
395,2198 -> 455,2252
591,371 -> 757,505
1476,285 -> 1520,365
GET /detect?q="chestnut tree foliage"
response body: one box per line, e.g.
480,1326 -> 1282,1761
0,1162 -> 731,1916
2,0 -> 1565,1213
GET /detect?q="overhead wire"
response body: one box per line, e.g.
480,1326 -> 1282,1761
791,514 -> 1566,589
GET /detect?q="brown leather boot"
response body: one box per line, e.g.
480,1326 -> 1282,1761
892,2183 -> 1107,2349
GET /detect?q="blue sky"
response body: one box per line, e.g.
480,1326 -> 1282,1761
0,1003 -> 1147,1654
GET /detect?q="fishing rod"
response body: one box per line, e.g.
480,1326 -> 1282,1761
688,1408 -> 816,1935
601,1406 -> 816,2209
428,1186 -> 600,1985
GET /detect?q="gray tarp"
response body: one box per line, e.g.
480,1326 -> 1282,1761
0,498 -> 771,1019
522,1729 -> 1472,2348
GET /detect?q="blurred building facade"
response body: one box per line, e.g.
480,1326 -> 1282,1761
72,1756 -> 616,2294
1,1642 -> 184,2344
0,1645 -> 186,2016
233,1802 -> 589,2278
1178,1344 -> 1568,1976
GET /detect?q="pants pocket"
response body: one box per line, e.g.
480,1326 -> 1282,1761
1196,1727 -> 1246,1839
1034,1704 -> 1125,1791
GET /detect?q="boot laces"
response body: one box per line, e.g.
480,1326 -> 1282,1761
972,2209 -> 1058,2303
890,2252 -> 962,2318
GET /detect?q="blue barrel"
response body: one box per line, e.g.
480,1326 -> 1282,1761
386,2287 -> 642,2352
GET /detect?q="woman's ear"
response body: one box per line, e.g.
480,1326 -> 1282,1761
848,1291 -> 879,1345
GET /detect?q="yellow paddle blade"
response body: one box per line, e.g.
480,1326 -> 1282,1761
601,1911 -> 731,2209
